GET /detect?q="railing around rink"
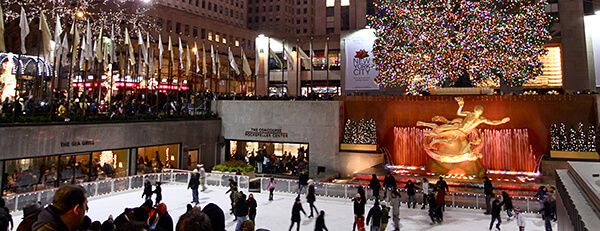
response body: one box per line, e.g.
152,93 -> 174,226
3,169 -> 249,213
259,177 -> 542,213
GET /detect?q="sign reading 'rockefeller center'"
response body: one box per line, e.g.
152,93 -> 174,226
245,128 -> 288,138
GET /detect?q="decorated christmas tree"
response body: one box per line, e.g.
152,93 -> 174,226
567,126 -> 577,151
366,119 -> 378,144
367,0 -> 552,94
557,123 -> 567,151
550,123 -> 559,150
587,124 -> 596,152
574,123 -> 586,151
343,119 -> 357,143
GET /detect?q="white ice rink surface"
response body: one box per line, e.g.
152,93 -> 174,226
11,183 -> 557,230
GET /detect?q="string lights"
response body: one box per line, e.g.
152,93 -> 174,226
367,0 -> 552,94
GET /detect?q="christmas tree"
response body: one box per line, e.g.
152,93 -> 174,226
587,124 -> 596,152
557,123 -> 567,151
343,119 -> 356,143
550,123 -> 559,150
367,0 -> 552,94
574,123 -> 585,151
366,119 -> 378,144
567,126 -> 577,151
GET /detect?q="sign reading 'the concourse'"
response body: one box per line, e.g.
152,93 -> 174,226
345,36 -> 380,91
245,128 -> 288,138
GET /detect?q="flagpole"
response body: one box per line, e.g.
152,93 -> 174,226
267,38 -> 270,96
227,48 -> 231,96
157,37 -> 162,114
167,36 -> 172,108
310,37 -> 314,96
296,39 -> 300,97
326,37 -> 330,97
281,39 -> 285,97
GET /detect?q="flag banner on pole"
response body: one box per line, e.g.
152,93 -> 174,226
60,33 -> 68,66
149,47 -> 154,77
39,12 -> 53,61
254,49 -> 260,77
283,47 -> 294,71
168,36 -> 174,70
269,48 -> 282,68
110,25 -> 116,63
298,47 -> 310,68
178,37 -> 184,69
125,28 -> 136,66
194,41 -> 200,73
19,7 -> 30,54
138,29 -> 148,65
241,47 -> 251,78
216,48 -> 221,78
103,41 -> 109,70
79,36 -> 87,69
53,14 -> 62,64
228,47 -> 240,75
211,44 -> 216,75
324,42 -> 329,69
85,20 -> 92,61
186,44 -> 191,76
202,42 -> 207,75
95,28 -> 103,62
158,34 -> 163,68
0,7 -> 6,52
69,23 -> 79,68
310,41 -> 315,71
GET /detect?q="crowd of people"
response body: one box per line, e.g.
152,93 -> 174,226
237,147 -> 309,176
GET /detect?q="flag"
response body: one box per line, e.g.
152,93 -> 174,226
149,47 -> 154,77
310,40 -> 315,70
158,34 -> 163,68
269,48 -> 282,68
186,44 -> 191,76
168,36 -> 174,70
298,47 -> 310,68
103,41 -> 109,70
228,47 -> 240,75
0,7 -> 5,52
241,47 -> 251,77
85,19 -> 92,60
283,47 -> 294,71
138,29 -> 148,64
95,28 -> 103,62
124,28 -> 136,66
79,36 -> 86,69
194,41 -> 200,73
60,33 -> 68,66
53,14 -> 63,63
19,7 -> 30,54
178,37 -> 184,69
39,12 -> 53,61
216,48 -> 221,78
69,22 -> 79,68
211,44 -> 216,75
110,25 -> 115,63
202,42 -> 207,75
324,41 -> 329,69
254,49 -> 260,76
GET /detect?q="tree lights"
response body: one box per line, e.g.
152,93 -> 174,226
367,0 -> 552,94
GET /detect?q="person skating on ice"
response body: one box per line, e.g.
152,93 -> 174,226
404,179 -> 420,209
187,169 -> 200,204
366,201 -> 382,231
142,180 -> 153,201
390,189 -> 401,231
267,176 -> 277,201
153,182 -> 162,207
490,197 -> 502,231
513,206 -> 526,231
314,210 -> 328,231
383,172 -> 397,201
197,164 -> 207,192
247,193 -> 258,224
289,197 -> 306,231
306,179 -> 318,218
369,174 -> 381,200
225,178 -> 239,214
380,201 -> 390,231
352,193 -> 366,231
501,191 -> 514,219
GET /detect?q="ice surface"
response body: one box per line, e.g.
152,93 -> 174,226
11,183 -> 557,230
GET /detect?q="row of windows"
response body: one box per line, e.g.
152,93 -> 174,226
162,20 -> 253,49
326,0 -> 350,7
182,0 -> 243,8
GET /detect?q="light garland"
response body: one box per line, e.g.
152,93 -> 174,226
367,0 -> 552,94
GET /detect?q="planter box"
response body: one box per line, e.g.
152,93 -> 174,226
550,150 -> 599,160
340,143 -> 379,152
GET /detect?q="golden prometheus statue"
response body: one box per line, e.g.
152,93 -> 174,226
416,97 -> 510,163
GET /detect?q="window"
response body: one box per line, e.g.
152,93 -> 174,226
326,7 -> 334,16
202,0 -> 205,8
341,0 -> 350,6
296,19 -> 300,24
176,22 -> 181,34
303,8 -> 307,14
208,31 -> 213,41
296,9 -> 300,14
249,8 -> 252,13
196,0 -> 199,6
185,24 -> 190,35
341,6 -> 350,31
215,33 -> 220,42
193,27 -> 198,37
208,2 -> 212,10
262,16 -> 266,22
201,28 -> 206,39
166,20 -> 172,32
276,5 -> 280,11
222,36 -> 227,44
225,8 -> 229,16
326,0 -> 334,7
235,40 -> 239,47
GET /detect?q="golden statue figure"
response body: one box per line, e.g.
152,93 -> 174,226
0,55 -> 17,101
417,97 -> 510,164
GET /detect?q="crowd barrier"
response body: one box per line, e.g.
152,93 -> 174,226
3,170 -> 541,214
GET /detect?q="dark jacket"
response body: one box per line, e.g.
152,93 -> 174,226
32,206 -> 70,231
156,212 -> 173,231
234,198 -> 249,217
247,197 -> 258,213
307,185 -> 316,203
113,208 -> 133,229
153,185 -> 162,202
404,182 -> 419,196
291,202 -> 306,222
381,206 -> 390,224
188,174 -> 200,190
501,193 -> 513,210
383,175 -> 397,189
17,210 -> 41,231
436,179 -> 449,193
352,198 -> 366,216
491,200 -> 502,217
369,178 -> 381,192
366,205 -> 382,226
299,173 -> 309,186
484,179 -> 494,195
143,182 -> 153,198
314,213 -> 328,231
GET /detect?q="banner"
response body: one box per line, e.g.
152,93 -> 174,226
344,39 -> 379,91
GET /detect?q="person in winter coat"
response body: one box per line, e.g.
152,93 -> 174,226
155,203 -> 173,231
357,186 -> 366,201
267,177 -> 277,201
298,171 -> 309,196
366,202 -> 382,231
541,200 -> 554,231
383,172 -> 397,201
421,179 -> 430,209
307,180 -> 318,218
153,182 -> 163,207
197,164 -> 207,192
484,176 -> 494,214
369,174 -> 381,199
435,187 -> 445,223
234,193 -> 250,231
352,193 -> 367,231
314,210 -> 328,231
17,201 -> 42,231
247,194 -> 258,224
490,198 -> 502,231
187,169 -> 200,204
289,197 -> 306,231
404,180 -> 421,209
501,191 -> 514,218
427,192 -> 438,225
380,201 -> 390,231
514,206 -> 526,231
390,190 -> 401,231
143,180 -> 153,201
534,186 -> 548,210
226,179 -> 239,214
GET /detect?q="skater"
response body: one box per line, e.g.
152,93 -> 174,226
298,170 -> 309,196
247,193 -> 257,224
352,193 -> 367,231
234,193 -> 249,231
501,191 -> 514,218
513,206 -> 526,231
366,201 -> 382,231
490,198 -> 502,231
390,190 -> 401,231
153,182 -> 163,206
143,180 -> 153,201
267,176 -> 277,201
187,169 -> 200,204
484,176 -> 494,214
534,186 -> 548,210
383,172 -> 397,201
226,179 -> 239,215
435,187 -> 445,223
369,174 -> 381,200
404,180 -> 420,209
289,197 -> 306,231
436,176 -> 449,210
314,210 -> 328,231
540,200 -> 554,231
307,179 -> 318,218
197,164 -> 207,191
380,201 -> 390,231
427,192 -> 438,225
421,179 -> 430,209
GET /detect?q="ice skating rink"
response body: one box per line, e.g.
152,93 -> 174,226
11,183 -> 557,230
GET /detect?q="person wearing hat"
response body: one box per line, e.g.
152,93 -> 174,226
197,164 -> 207,192
188,169 -> 200,204
155,203 -> 173,231
247,194 -> 258,224
17,201 -> 42,231
153,182 -> 163,207
306,179 -> 317,218
513,206 -> 526,231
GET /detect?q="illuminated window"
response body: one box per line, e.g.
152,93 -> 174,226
208,31 -> 213,41
341,0 -> 350,6
235,40 -> 239,47
215,33 -> 220,42
326,0 -> 334,7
